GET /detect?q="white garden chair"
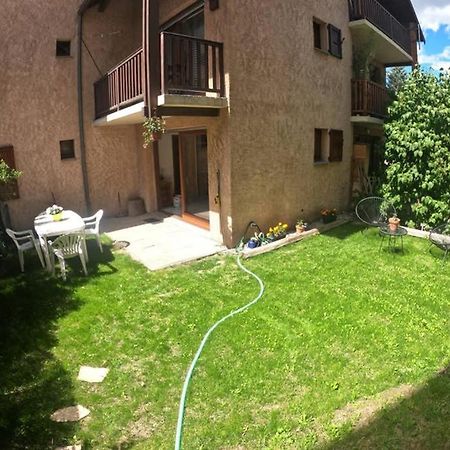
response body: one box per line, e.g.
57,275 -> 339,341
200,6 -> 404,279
82,209 -> 104,256
6,228 -> 45,272
49,233 -> 88,281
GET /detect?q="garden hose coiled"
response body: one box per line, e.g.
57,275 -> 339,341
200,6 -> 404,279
174,248 -> 265,450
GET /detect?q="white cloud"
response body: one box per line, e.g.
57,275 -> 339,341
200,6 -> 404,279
419,46 -> 450,70
411,0 -> 450,32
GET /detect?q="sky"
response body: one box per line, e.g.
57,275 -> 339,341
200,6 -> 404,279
411,0 -> 450,70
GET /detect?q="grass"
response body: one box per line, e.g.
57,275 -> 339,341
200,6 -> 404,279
0,224 -> 449,449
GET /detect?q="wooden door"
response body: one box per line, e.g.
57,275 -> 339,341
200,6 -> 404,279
179,131 -> 209,228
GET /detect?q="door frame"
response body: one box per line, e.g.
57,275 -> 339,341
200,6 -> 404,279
178,129 -> 209,229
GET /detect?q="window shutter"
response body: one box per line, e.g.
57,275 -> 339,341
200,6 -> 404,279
329,130 -> 343,162
0,146 -> 20,200
328,24 -> 342,58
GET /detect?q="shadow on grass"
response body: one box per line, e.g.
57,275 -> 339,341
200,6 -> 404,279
0,242 -> 117,448
321,365 -> 450,450
321,222 -> 366,240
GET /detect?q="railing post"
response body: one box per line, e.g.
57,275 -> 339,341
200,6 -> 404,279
218,42 -> 225,97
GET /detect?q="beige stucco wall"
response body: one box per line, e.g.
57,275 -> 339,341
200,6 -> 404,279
0,0 -> 146,229
222,0 -> 354,244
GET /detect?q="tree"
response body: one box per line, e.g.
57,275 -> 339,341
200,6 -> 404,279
382,68 -> 450,228
386,67 -> 408,98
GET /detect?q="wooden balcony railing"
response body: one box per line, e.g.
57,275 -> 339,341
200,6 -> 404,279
160,32 -> 224,96
94,48 -> 143,119
94,33 -> 225,119
352,79 -> 389,118
349,0 -> 411,54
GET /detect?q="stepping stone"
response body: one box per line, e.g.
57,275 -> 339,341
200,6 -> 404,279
55,445 -> 82,450
77,366 -> 109,383
50,405 -> 90,422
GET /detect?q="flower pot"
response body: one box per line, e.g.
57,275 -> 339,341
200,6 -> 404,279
52,212 -> 63,222
296,225 -> 306,234
322,214 -> 337,224
247,239 -> 259,249
389,217 -> 400,231
151,132 -> 162,141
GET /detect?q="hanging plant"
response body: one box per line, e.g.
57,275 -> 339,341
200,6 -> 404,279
0,159 -> 21,184
142,115 -> 165,148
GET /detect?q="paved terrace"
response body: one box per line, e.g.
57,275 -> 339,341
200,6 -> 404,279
102,212 -> 226,270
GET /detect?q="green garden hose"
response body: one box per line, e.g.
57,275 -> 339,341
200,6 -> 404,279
174,250 -> 265,449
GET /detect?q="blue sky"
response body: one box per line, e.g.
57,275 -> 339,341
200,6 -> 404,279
411,0 -> 450,69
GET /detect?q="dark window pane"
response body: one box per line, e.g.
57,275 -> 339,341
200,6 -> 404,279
60,140 -> 75,160
314,129 -> 323,162
313,21 -> 322,49
56,40 -> 71,57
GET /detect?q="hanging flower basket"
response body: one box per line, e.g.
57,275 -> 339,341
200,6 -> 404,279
143,115 -> 165,148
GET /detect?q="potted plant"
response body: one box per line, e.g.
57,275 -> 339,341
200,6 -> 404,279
142,115 -> 165,147
46,204 -> 64,222
296,219 -> 308,234
267,222 -> 288,241
388,214 -> 400,232
321,208 -> 337,224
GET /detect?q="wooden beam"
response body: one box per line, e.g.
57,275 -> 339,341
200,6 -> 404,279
157,106 -> 220,117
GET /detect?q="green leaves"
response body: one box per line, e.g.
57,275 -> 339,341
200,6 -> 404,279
382,68 -> 450,228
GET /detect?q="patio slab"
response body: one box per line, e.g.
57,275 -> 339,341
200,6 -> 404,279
103,212 -> 226,270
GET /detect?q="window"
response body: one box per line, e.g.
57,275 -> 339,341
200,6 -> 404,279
329,129 -> 344,162
313,18 -> 327,51
0,146 -> 19,200
60,140 -> 75,159
314,129 -> 328,163
328,24 -> 342,58
56,40 -> 71,57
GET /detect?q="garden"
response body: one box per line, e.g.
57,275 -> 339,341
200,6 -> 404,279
0,224 -> 448,449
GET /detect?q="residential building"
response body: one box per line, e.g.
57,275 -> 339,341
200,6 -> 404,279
0,0 -> 423,247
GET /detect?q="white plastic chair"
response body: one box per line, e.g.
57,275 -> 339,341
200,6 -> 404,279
49,233 -> 88,281
82,209 -> 104,255
6,228 -> 45,272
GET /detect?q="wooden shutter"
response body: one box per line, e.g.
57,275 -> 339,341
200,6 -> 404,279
0,146 -> 20,200
329,130 -> 343,162
328,24 -> 342,58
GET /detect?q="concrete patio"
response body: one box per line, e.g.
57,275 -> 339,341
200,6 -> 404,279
102,212 -> 226,270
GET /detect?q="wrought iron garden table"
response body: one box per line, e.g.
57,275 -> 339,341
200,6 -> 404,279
379,225 -> 407,253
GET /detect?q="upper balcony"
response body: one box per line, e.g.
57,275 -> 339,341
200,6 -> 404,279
351,79 -> 389,125
94,32 -> 227,125
349,0 -> 414,66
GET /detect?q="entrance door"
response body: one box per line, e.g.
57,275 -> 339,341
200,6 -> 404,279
179,131 -> 209,228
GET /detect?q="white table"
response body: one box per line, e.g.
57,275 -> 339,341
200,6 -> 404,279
34,210 -> 85,271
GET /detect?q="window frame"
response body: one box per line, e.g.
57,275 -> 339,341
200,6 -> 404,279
60,139 -> 75,160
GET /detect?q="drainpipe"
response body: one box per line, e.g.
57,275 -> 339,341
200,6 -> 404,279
76,7 -> 92,214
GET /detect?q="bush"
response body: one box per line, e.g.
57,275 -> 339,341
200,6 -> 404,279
382,68 -> 450,228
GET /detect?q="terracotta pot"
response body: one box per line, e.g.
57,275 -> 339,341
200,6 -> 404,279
296,225 -> 306,234
389,217 -> 400,231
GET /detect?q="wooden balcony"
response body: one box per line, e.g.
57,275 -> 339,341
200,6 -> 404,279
349,0 -> 412,63
94,33 -> 225,120
351,79 -> 389,119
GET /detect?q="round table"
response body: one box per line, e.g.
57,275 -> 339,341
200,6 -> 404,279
379,225 -> 407,253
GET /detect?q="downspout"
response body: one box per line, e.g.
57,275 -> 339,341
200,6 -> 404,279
76,7 -> 92,214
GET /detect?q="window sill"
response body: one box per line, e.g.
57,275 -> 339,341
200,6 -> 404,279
314,160 -> 329,166
314,47 -> 329,56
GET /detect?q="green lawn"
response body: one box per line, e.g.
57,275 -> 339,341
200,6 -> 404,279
0,224 -> 449,449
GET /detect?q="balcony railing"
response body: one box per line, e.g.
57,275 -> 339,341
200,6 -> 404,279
94,47 -> 143,119
352,79 -> 389,118
161,32 -> 225,96
349,0 -> 411,54
94,33 -> 225,119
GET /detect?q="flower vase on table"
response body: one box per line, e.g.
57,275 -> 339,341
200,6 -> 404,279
46,204 -> 64,222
